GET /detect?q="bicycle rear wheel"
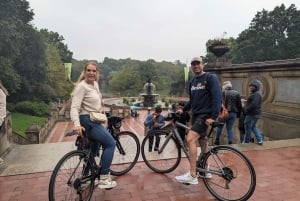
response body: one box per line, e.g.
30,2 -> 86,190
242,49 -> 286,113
202,146 -> 256,201
99,131 -> 140,176
141,130 -> 181,173
49,150 -> 96,201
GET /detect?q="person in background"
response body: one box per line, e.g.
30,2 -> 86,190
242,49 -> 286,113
0,80 -> 8,165
244,79 -> 264,145
144,106 -> 165,151
144,107 -> 152,135
214,81 -> 242,145
239,98 -> 247,143
176,102 -> 190,142
175,57 -> 222,185
70,61 -> 117,189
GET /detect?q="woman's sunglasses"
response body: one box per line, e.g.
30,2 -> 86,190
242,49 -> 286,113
86,69 -> 97,73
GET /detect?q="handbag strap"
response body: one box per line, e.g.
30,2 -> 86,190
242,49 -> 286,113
94,82 -> 105,112
223,90 -> 227,106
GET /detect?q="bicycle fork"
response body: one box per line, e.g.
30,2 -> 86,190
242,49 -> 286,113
115,137 -> 125,155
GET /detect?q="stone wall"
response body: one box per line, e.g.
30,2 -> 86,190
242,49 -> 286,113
206,58 -> 300,141
6,105 -> 68,146
0,112 -> 12,156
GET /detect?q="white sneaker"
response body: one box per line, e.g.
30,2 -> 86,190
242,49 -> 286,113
175,172 -> 198,185
98,175 -> 117,189
197,172 -> 213,179
81,179 -> 99,189
86,179 -> 99,185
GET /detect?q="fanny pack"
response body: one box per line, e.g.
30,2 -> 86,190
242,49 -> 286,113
90,112 -> 107,123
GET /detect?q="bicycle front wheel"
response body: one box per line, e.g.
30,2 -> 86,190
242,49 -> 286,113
49,150 -> 95,201
202,146 -> 256,201
141,130 -> 181,173
109,131 -> 140,176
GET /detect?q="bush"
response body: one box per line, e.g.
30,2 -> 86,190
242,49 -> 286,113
14,101 -> 50,117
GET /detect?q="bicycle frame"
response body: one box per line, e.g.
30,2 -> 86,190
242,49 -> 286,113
142,113 -> 256,201
159,113 -> 227,176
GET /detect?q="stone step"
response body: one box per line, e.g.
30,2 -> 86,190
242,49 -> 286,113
0,137 -> 299,177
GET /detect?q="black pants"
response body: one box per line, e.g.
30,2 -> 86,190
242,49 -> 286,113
148,131 -> 161,151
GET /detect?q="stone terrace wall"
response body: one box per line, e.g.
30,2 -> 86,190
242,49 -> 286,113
206,58 -> 300,141
0,112 -> 12,156
7,106 -> 67,145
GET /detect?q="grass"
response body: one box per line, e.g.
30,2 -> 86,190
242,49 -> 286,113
12,113 -> 47,137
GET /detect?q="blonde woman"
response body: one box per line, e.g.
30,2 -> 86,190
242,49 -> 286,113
70,61 -> 116,189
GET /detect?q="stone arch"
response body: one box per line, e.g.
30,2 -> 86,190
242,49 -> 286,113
244,75 -> 275,104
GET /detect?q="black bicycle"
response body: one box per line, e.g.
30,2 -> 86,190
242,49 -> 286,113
141,112 -> 256,201
48,113 -> 140,201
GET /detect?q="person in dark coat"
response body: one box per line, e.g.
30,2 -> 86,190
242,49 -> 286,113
214,81 -> 242,145
244,79 -> 263,145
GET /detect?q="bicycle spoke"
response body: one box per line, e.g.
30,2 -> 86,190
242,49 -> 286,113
202,146 -> 256,201
49,151 -> 95,201
141,130 -> 181,173
103,131 -> 140,176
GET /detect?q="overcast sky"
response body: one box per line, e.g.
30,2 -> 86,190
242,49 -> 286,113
28,0 -> 299,64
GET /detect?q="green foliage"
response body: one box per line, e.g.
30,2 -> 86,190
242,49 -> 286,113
13,101 -> 51,117
231,4 -> 300,63
44,42 -> 73,100
12,113 -> 47,137
0,0 -> 34,94
0,58 -> 21,93
106,58 -> 184,96
39,29 -> 73,63
13,27 -> 48,102
0,1 -> 73,103
204,4 -> 300,64
123,98 -> 129,105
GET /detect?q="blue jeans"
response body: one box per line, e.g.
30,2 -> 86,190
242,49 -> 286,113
244,115 -> 263,143
239,129 -> 245,143
216,112 -> 236,143
80,114 -> 116,175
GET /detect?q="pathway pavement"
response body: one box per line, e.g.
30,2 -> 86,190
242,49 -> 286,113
0,111 -> 299,201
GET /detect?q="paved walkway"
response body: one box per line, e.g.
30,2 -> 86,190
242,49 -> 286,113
0,111 -> 299,201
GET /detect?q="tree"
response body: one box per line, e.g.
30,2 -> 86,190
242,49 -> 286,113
44,43 -> 73,100
13,27 -> 47,102
0,0 -> 34,93
39,29 -> 73,63
231,4 -> 300,63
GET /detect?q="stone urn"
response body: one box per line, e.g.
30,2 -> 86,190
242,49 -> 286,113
208,43 -> 230,57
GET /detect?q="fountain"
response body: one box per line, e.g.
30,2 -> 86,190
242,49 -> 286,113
140,78 -> 159,107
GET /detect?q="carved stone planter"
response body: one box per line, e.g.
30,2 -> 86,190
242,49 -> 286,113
208,44 -> 230,57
